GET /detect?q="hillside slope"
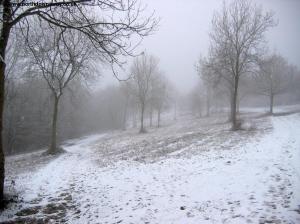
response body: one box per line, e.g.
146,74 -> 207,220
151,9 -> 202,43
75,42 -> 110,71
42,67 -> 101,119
1,112 -> 300,223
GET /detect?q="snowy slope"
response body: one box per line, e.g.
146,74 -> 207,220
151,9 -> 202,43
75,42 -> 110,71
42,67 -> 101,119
0,113 -> 300,223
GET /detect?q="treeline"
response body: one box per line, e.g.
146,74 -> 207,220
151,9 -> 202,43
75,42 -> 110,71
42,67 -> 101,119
188,0 -> 300,128
0,0 -> 159,202
4,76 -> 91,154
4,51 -> 175,155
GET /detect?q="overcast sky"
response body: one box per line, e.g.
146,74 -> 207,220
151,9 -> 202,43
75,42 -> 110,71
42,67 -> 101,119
99,0 -> 300,94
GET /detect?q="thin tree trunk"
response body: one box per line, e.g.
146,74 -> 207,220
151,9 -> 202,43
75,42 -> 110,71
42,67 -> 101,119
0,2 -> 12,202
140,102 -> 145,133
174,101 -> 177,121
269,93 -> 274,114
48,95 -> 60,154
231,76 -> 239,130
149,105 -> 153,127
133,113 -> 136,128
206,88 -> 210,117
157,109 -> 161,128
122,98 -> 128,130
237,94 -> 240,114
132,108 -> 137,128
199,105 -> 202,118
229,90 -> 234,122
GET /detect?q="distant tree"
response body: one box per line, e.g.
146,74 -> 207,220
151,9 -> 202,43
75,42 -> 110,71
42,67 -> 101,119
129,53 -> 159,133
196,57 -> 219,117
165,82 -> 179,121
148,77 -> 156,127
3,32 -> 24,155
207,0 -> 275,129
189,82 -> 204,118
120,82 -> 131,130
256,54 -> 294,114
292,69 -> 300,102
151,73 -> 169,127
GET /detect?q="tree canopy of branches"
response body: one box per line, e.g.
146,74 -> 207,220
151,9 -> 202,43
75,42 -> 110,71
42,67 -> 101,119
0,0 -> 157,202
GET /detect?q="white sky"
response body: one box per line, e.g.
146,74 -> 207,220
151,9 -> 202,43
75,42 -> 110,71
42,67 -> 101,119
98,0 -> 300,94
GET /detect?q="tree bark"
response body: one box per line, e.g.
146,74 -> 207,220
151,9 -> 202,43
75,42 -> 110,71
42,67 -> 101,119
48,95 -> 60,154
0,0 -> 12,202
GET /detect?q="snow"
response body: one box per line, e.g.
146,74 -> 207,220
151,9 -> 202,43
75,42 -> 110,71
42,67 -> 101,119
1,111 -> 300,223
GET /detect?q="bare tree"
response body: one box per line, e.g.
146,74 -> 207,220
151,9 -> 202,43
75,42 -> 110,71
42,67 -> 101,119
3,33 -> 23,155
256,53 -> 293,114
151,73 -> 169,128
148,77 -> 156,127
188,82 -> 204,118
166,83 -> 179,121
196,57 -> 219,117
207,0 -> 275,130
0,0 -> 157,201
128,53 -> 159,133
24,22 -> 94,154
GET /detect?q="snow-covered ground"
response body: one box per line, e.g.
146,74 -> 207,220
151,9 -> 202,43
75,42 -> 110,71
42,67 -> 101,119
1,110 -> 300,223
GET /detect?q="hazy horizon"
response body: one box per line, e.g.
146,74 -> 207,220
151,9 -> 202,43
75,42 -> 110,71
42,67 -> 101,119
98,0 -> 300,94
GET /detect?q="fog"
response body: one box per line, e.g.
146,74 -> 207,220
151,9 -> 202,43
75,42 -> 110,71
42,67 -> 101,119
1,0 -> 300,222
2,0 -> 300,165
101,0 -> 300,93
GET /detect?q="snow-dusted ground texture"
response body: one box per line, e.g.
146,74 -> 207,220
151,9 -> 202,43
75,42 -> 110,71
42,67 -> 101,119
1,108 -> 300,224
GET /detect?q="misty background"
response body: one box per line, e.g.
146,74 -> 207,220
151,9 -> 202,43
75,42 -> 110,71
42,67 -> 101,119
3,0 -> 300,155
2,0 -> 300,222
100,0 -> 300,93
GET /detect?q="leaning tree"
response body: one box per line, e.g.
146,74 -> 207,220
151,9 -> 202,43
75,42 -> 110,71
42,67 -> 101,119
0,0 -> 157,203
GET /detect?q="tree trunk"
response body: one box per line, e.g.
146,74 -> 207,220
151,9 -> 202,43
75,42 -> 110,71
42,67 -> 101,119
149,105 -> 153,127
48,96 -> 60,154
231,77 -> 239,130
139,102 -> 145,133
122,98 -> 128,130
173,101 -> 177,121
206,88 -> 210,117
199,105 -> 202,118
0,56 -> 6,204
157,109 -> 161,128
269,94 -> 274,114
0,3 -> 12,202
237,94 -> 240,114
229,89 -> 234,122
132,109 -> 137,128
